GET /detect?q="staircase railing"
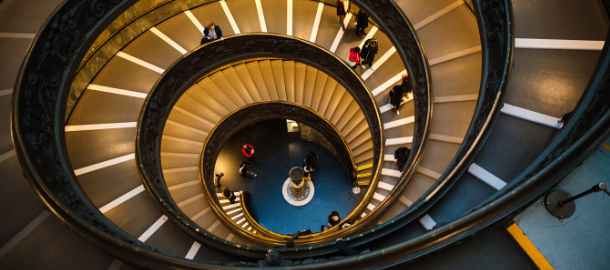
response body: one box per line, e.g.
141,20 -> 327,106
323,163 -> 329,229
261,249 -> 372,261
11,0 -> 436,266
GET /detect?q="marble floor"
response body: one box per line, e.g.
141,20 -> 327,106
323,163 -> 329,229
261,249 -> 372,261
214,119 -> 365,235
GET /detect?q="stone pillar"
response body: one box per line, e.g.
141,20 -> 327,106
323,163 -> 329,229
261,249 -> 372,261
289,167 -> 306,197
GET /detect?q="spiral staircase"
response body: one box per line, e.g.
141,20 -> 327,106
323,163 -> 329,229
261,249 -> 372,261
1,0 -> 609,269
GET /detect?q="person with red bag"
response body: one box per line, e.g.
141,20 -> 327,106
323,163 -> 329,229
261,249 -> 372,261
346,47 -> 361,70
242,144 -> 255,161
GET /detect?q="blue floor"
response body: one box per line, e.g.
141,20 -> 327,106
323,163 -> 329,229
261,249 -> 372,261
213,119 -> 364,235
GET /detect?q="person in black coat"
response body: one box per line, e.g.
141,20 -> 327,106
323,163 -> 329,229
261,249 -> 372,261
360,38 -> 378,69
239,161 -> 257,177
389,85 -> 404,115
223,188 -> 237,204
326,211 -> 341,228
336,0 -> 350,29
304,151 -> 318,170
200,21 -> 224,45
355,9 -> 369,36
336,239 -> 359,256
394,147 -> 411,172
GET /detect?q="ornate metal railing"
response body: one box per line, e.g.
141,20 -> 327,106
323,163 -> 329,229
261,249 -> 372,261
136,33 -> 392,256
10,0 -> 442,267
332,0 -> 515,246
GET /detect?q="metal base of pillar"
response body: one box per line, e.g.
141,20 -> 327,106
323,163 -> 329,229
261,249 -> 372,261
544,190 -> 575,222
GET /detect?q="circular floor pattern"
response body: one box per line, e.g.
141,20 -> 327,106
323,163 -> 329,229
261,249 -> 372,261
282,178 -> 315,206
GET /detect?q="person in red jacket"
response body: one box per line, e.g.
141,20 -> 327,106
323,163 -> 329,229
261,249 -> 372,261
346,47 -> 361,69
242,144 -> 255,161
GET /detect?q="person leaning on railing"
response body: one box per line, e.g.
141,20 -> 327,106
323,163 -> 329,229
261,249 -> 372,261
200,21 -> 224,45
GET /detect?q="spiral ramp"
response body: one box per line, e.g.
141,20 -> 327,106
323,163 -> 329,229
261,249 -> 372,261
0,0 -> 608,269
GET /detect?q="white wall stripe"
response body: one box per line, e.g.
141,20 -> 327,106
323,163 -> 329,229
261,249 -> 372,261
107,259 -> 123,270
226,233 -> 235,242
138,215 -> 169,242
417,166 -> 441,180
0,149 -> 16,163
86,84 -> 147,99
434,94 -> 478,103
116,51 -> 165,74
430,133 -> 463,144
399,196 -> 413,207
468,163 -> 507,191
254,0 -> 268,32
162,135 -> 204,146
185,242 -> 201,260
150,27 -> 188,54
414,0 -> 463,30
166,120 -> 208,136
419,214 -> 436,230
381,168 -> 401,178
177,194 -> 204,207
367,203 -> 375,211
0,88 -> 13,97
74,153 -> 135,176
208,220 -> 221,233
0,33 -> 36,38
358,26 -> 378,49
383,116 -> 414,130
373,192 -> 386,201
99,185 -> 146,213
185,10 -> 205,33
379,96 -> 412,113
429,46 -> 481,66
191,207 -> 211,221
65,122 -> 137,132
386,136 -> 413,146
329,13 -> 353,52
287,0 -> 293,35
501,103 -> 562,129
161,152 -> 200,159
377,181 -> 394,191
0,210 -> 51,259
309,2 -> 325,42
362,47 -> 397,80
220,0 -> 241,34
163,167 -> 199,174
372,70 -> 406,96
173,107 -> 216,127
515,38 -> 605,51
168,180 -> 199,191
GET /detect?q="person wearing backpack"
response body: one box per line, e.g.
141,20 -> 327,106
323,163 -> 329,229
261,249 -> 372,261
346,47 -> 361,69
361,38 -> 378,69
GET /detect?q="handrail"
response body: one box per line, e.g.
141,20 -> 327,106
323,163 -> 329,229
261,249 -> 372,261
136,33 -> 389,257
11,0 -> 437,267
199,101 -> 359,243
331,0 -> 515,247
239,191 -> 276,238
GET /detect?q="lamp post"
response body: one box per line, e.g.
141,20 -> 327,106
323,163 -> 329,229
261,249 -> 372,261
543,183 -> 607,222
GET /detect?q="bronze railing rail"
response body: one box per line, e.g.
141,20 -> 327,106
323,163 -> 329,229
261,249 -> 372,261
136,33 -> 390,256
198,101 -> 359,243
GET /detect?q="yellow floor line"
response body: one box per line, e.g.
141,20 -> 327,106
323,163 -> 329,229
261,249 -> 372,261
602,142 -> 610,152
507,223 -> 554,270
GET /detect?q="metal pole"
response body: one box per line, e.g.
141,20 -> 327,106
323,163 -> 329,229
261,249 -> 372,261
559,183 -> 607,206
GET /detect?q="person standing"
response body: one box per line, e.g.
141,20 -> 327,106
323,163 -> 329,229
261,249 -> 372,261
239,161 -> 257,177
360,38 -> 378,69
223,188 -> 237,204
394,147 -> 410,172
326,211 -> 341,228
242,144 -> 255,161
201,21 -> 224,45
346,47 -> 361,70
355,9 -> 369,36
389,85 -> 404,115
336,0 -> 350,30
304,151 -> 318,170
